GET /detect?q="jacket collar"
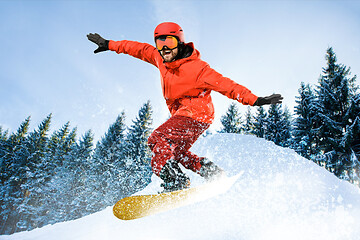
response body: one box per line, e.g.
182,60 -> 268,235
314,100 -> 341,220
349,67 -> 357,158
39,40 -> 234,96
164,42 -> 200,69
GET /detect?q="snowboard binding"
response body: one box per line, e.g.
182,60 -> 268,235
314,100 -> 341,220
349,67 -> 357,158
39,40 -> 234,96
199,158 -> 225,181
159,159 -> 191,192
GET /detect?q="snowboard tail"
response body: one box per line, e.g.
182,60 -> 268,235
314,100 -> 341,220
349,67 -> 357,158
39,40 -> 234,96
113,172 -> 242,220
113,187 -> 197,220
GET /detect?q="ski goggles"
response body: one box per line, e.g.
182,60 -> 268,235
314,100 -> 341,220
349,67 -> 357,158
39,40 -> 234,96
155,36 -> 179,51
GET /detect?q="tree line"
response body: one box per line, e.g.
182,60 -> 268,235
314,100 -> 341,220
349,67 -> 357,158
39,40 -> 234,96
219,47 -> 360,187
0,102 -> 153,235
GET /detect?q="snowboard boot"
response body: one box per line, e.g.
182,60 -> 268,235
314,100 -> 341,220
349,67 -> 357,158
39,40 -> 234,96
159,159 -> 191,192
199,158 -> 225,181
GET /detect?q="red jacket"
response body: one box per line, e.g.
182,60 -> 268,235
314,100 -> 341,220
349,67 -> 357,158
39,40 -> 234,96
108,40 -> 258,124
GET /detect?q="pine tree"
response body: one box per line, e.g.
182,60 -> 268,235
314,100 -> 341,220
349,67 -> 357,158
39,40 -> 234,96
126,101 -> 153,164
314,47 -> 358,177
343,94 -> 360,158
39,123 -> 78,225
0,125 -> 15,234
53,127 -> 78,222
124,101 -> 153,193
0,126 -> 9,178
219,103 -> 242,133
16,114 -> 52,232
339,93 -> 360,184
46,122 -> 73,172
77,130 -> 94,160
266,104 -> 292,147
0,126 -> 9,166
95,113 -> 127,163
242,106 -> 254,134
0,117 -> 33,234
266,104 -> 282,145
92,112 -> 127,207
282,107 -> 292,148
73,130 -> 97,215
292,83 -> 319,159
0,126 -> 9,141
253,106 -> 267,138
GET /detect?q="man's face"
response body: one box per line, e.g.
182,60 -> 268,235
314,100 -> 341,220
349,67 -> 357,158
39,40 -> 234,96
160,46 -> 178,62
155,36 -> 179,62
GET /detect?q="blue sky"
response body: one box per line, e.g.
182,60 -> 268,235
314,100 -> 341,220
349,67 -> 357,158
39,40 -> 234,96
0,0 -> 359,140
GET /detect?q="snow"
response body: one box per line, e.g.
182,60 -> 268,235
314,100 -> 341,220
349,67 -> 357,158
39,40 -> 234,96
2,133 -> 360,240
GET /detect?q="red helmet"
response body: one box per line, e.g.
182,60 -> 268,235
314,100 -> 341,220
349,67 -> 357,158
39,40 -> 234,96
154,22 -> 185,43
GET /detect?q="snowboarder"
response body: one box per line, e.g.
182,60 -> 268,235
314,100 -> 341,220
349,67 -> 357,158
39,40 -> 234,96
87,22 -> 283,192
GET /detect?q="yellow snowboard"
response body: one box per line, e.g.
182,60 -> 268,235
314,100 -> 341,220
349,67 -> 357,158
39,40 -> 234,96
113,173 -> 242,220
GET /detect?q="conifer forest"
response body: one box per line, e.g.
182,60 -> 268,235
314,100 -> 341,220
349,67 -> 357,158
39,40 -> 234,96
1,48 -> 359,235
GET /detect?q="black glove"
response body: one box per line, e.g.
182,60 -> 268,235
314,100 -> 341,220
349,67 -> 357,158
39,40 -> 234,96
254,94 -> 283,106
87,33 -> 109,53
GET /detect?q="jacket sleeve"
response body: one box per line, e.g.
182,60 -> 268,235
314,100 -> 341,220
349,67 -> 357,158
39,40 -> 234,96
108,40 -> 160,67
198,64 -> 258,106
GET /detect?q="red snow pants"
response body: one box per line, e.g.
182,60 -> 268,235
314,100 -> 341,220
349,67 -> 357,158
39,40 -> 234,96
147,115 -> 210,176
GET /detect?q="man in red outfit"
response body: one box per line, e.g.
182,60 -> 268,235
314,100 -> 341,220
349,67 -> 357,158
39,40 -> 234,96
87,22 -> 282,192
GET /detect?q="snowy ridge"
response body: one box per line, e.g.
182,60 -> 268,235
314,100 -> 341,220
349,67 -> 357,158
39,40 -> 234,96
2,134 -> 360,240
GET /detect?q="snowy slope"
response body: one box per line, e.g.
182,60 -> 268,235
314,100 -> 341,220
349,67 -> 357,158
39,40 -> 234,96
2,134 -> 360,240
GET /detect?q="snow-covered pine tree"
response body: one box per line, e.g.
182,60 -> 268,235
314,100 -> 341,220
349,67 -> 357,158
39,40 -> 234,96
242,106 -> 254,134
266,104 -> 292,147
56,127 -> 95,223
292,83 -> 319,160
0,126 -> 10,177
45,122 -> 73,174
344,93 -> 360,158
16,114 -> 52,232
0,126 -> 9,141
282,107 -> 293,148
253,106 -> 267,138
266,104 -> 282,145
0,128 -> 8,234
73,130 -> 98,215
0,117 -> 31,234
77,130 -> 94,161
125,101 -> 153,165
123,101 -> 153,194
219,102 -> 242,133
0,126 -> 8,194
92,112 -> 127,207
41,123 -> 78,225
0,126 -> 9,170
95,113 -> 126,162
314,47 -> 358,177
339,93 -> 360,185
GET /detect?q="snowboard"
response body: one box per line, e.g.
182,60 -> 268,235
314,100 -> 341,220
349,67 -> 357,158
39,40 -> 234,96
113,172 -> 242,220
